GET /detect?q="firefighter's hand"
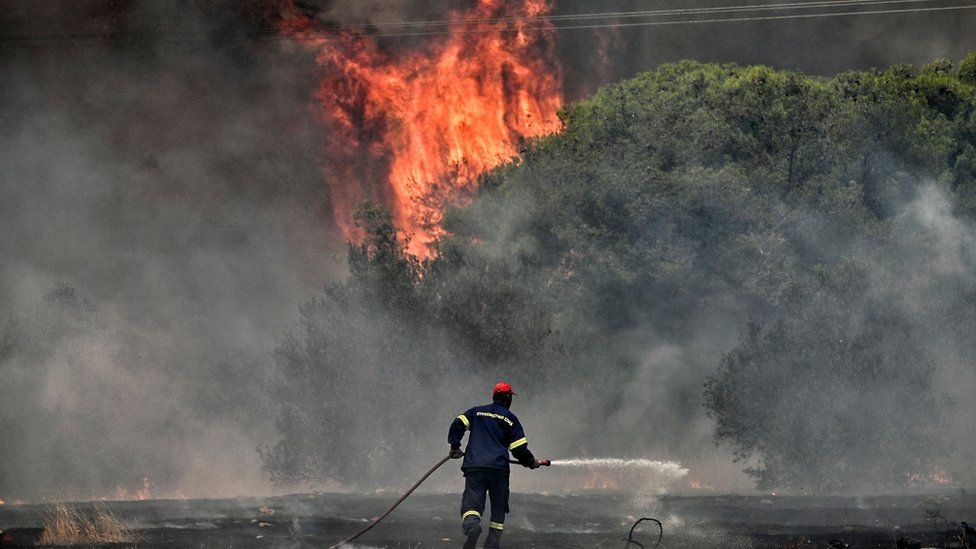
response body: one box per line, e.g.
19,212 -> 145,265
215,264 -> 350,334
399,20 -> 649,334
449,447 -> 464,459
528,459 -> 542,469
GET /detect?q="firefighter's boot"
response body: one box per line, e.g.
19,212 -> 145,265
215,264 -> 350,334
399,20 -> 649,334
484,527 -> 503,549
462,515 -> 482,549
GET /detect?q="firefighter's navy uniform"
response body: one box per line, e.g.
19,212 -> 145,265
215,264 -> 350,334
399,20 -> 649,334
448,401 -> 535,548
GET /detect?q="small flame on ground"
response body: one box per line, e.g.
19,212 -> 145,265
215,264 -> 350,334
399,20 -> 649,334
687,479 -> 715,491
582,470 -> 621,490
907,466 -> 955,486
930,466 -> 954,485
114,477 -> 153,501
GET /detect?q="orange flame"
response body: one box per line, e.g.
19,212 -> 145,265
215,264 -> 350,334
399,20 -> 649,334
930,466 -> 954,485
687,479 -> 715,491
281,0 -> 563,257
114,477 -> 153,501
582,468 -> 622,490
906,466 -> 955,487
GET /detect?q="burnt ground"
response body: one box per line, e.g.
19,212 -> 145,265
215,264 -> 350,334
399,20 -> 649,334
2,491 -> 975,548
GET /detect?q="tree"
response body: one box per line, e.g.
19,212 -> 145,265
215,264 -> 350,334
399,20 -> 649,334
263,59 -> 976,489
260,203 -> 458,485
704,281 -> 947,492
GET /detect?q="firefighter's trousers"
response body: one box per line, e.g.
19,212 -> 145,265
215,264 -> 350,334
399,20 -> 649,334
459,468 -> 509,535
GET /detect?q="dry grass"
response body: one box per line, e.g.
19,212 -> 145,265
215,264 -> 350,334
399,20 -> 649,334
38,502 -> 133,545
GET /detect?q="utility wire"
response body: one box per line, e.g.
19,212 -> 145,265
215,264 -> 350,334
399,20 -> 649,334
292,0 -> 944,30
2,0 -> 974,47
343,3 -> 976,38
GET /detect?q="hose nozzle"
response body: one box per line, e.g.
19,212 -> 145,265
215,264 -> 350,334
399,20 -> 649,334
508,458 -> 552,467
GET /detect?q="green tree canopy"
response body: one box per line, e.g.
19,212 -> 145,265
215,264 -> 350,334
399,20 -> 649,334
264,58 -> 976,491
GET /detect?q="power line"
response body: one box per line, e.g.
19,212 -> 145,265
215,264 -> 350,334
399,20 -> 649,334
293,0 -> 944,30
315,3 -> 976,38
543,3 -> 976,31
1,0 -> 974,47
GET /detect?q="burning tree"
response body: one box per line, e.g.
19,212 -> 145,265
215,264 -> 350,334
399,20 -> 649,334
263,56 -> 976,490
279,0 -> 564,257
260,203 -> 561,485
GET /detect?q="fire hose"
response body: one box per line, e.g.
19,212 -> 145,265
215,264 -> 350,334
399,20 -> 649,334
326,455 -> 550,549
625,517 -> 663,549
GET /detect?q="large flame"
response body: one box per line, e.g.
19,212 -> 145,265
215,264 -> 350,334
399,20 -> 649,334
281,0 -> 563,257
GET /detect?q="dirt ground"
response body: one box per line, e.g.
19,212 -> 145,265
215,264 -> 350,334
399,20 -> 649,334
2,491 -> 974,548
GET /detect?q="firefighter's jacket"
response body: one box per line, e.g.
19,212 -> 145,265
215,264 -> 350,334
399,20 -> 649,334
448,402 -> 535,472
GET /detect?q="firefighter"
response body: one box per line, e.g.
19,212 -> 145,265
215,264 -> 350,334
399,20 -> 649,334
448,382 -> 542,549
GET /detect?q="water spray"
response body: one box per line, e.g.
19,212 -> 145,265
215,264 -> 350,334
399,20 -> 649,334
509,457 -> 688,478
547,458 -> 689,480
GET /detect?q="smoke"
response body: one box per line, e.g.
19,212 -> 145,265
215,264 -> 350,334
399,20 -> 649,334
553,0 -> 976,98
295,0 -> 458,27
446,179 -> 976,494
2,0 -> 975,502
876,187 -> 976,485
0,2 -> 336,500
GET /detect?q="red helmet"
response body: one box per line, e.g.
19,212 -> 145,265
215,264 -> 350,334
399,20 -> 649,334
493,382 -> 516,396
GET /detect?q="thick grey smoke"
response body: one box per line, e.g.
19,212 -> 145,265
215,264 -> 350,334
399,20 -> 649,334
880,187 -> 976,484
0,1 -> 337,500
3,0 -> 975,502
436,182 -> 976,493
